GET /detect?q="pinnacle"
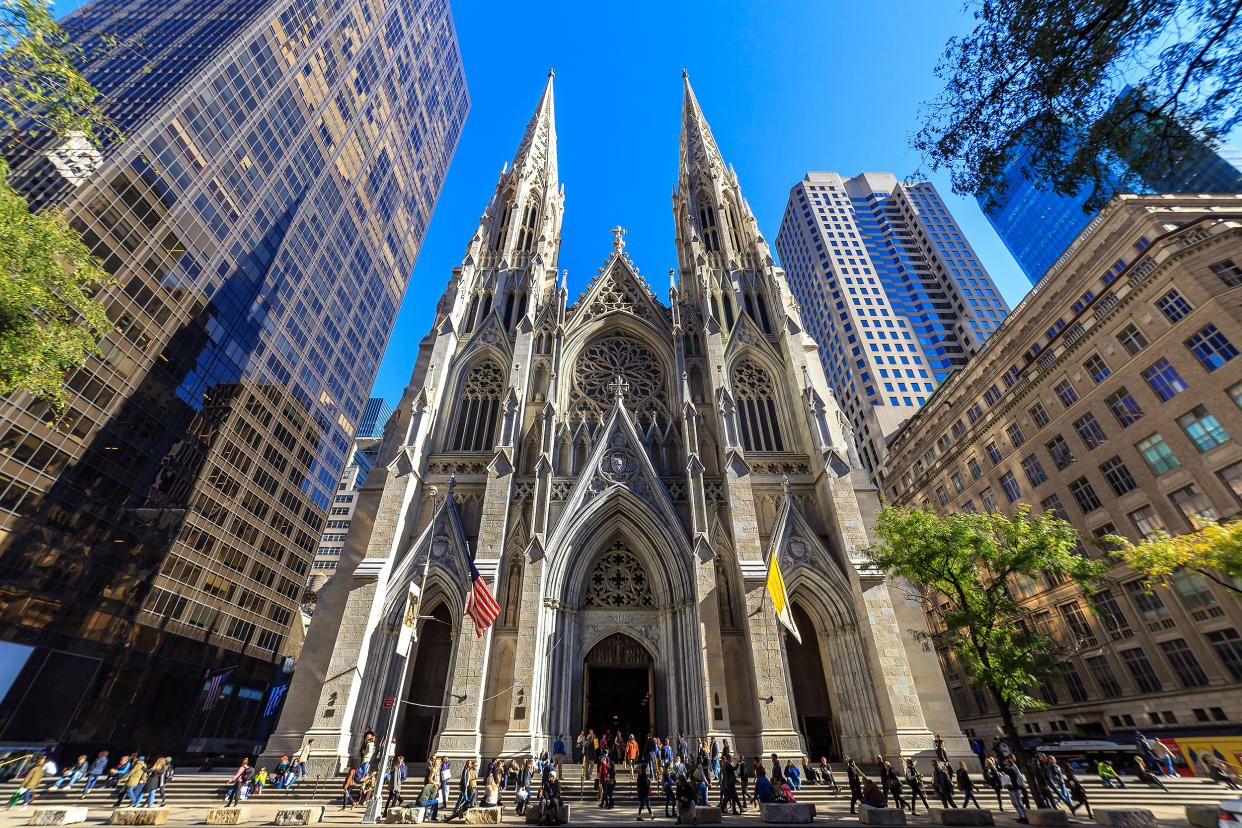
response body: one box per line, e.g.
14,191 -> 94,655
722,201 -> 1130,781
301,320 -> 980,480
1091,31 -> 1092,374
510,72 -> 558,180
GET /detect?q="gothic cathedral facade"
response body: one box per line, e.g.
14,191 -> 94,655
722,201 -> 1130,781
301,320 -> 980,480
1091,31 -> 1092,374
267,74 -> 968,769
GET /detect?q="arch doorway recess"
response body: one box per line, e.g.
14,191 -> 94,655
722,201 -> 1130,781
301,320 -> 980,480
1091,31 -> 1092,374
583,633 -> 653,737
398,602 -> 453,760
785,604 -> 841,762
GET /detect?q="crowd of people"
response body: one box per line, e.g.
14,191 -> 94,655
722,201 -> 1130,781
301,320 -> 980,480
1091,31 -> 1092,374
5,752 -> 175,809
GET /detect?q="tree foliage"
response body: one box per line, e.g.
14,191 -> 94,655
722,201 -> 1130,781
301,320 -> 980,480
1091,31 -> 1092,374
914,0 -> 1242,212
868,506 -> 1105,760
1108,520 -> 1242,597
0,0 -> 121,407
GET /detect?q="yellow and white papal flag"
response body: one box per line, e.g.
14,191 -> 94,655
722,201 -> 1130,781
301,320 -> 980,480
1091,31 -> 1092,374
766,549 -> 801,643
395,585 -> 420,657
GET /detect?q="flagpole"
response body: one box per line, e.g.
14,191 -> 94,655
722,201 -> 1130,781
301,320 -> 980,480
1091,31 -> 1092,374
362,558 -> 430,825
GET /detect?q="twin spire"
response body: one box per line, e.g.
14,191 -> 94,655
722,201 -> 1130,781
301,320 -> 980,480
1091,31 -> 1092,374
503,71 -> 721,192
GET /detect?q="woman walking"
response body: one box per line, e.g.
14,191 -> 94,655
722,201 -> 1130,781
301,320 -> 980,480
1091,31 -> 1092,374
983,756 -> 1004,811
932,761 -> 957,809
141,759 -> 166,808
1065,765 -> 1092,818
636,763 -> 653,820
883,761 -> 908,811
957,761 -> 981,808
516,758 -> 533,816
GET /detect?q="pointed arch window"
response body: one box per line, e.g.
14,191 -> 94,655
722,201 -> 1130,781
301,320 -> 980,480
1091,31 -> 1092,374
733,359 -> 785,452
698,202 -> 720,252
450,360 -> 504,451
495,192 -> 515,249
517,199 -> 540,252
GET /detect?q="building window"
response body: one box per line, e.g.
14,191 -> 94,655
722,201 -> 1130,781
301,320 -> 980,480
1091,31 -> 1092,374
951,471 -> 965,493
733,360 -> 785,452
1141,358 -> 1188,402
1156,289 -> 1193,323
1000,471 -> 1021,503
968,457 -> 982,480
1170,484 -> 1220,528
1073,413 -> 1107,450
1170,569 -> 1216,611
1006,423 -> 1026,448
936,485 -> 949,506
1041,493 -> 1069,521
961,500 -> 977,514
1218,460 -> 1242,505
981,487 -> 999,513
1087,655 -> 1122,696
1125,579 -> 1171,623
1159,639 -> 1209,688
1054,380 -> 1079,408
1092,589 -> 1132,637
450,360 -> 504,452
1207,629 -> 1242,681
1136,433 -> 1180,475
1059,601 -> 1098,647
1083,354 -> 1111,383
1030,402 -> 1050,428
1229,381 -> 1242,410
1104,388 -> 1144,428
1059,662 -> 1091,703
1116,323 -> 1149,357
1186,324 -> 1239,371
985,441 -> 1003,464
1046,435 -> 1076,469
1119,647 -> 1163,694
1210,259 -> 1242,288
1069,477 -> 1103,512
1178,405 -> 1230,451
1021,454 -> 1048,487
1099,456 -> 1137,495
1128,503 -> 1166,539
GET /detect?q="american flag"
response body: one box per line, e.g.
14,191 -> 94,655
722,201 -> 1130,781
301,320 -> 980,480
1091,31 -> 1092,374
465,559 -> 500,637
202,668 -> 234,712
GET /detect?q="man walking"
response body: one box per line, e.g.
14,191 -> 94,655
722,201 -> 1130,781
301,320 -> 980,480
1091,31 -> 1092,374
294,738 -> 314,781
82,752 -> 109,796
552,734 -> 566,778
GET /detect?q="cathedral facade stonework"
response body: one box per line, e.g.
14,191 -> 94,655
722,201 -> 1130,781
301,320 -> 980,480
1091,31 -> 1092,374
266,74 -> 969,770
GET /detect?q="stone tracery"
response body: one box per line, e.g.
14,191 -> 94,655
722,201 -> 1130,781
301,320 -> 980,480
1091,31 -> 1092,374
569,335 -> 669,429
582,541 -> 655,608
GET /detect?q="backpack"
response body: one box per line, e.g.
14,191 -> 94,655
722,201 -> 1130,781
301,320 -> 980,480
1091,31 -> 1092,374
243,767 -> 255,782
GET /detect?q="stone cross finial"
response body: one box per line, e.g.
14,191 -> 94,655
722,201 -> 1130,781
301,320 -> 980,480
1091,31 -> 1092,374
447,473 -> 457,496
609,374 -> 629,401
781,473 -> 791,496
611,226 -> 627,252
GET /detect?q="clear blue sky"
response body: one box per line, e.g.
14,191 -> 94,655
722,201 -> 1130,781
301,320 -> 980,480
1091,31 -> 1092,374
45,0 -> 1056,404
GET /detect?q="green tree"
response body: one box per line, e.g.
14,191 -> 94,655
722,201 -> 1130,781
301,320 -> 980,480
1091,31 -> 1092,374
1108,520 -> 1242,597
868,505 -> 1106,772
0,0 -> 122,407
914,0 -> 1242,211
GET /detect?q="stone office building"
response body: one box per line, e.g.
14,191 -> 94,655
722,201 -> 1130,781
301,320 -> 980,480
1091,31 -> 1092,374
266,74 -> 969,769
882,194 -> 1242,740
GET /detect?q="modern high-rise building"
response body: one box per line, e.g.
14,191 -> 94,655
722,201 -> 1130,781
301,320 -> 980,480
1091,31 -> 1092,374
979,90 -> 1242,285
306,438 -> 379,592
882,194 -> 1242,748
775,172 -> 1011,476
355,397 -> 394,439
0,0 -> 466,753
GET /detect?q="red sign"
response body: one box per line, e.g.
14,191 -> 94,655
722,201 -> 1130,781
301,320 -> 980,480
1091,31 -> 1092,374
383,697 -> 395,708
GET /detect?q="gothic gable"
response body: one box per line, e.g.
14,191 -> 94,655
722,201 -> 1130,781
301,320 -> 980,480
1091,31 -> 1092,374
386,486 -> 476,608
723,310 -> 779,363
458,307 -> 514,362
765,489 -> 849,590
567,246 -> 670,334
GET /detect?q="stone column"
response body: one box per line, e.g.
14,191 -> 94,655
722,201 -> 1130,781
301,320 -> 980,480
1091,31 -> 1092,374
499,554 -> 546,755
694,556 -> 735,745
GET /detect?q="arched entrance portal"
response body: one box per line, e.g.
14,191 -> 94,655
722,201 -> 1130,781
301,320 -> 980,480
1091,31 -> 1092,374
399,602 -> 453,760
583,633 -> 653,737
785,604 -> 840,761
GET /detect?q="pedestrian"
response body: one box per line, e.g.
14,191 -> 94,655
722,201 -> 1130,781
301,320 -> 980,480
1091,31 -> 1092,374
121,757 -> 149,808
443,759 -> 477,822
598,754 -> 615,808
1151,739 -> 1176,776
626,733 -> 640,775
515,758 -> 533,816
770,754 -> 785,789
81,751 -> 109,797
957,761 -> 981,808
904,759 -> 930,813
583,730 -> 597,781
846,757 -> 866,814
552,733 -> 566,778
709,737 -> 720,778
1135,756 -> 1168,791
676,773 -> 697,824
294,738 -> 314,781
107,755 -> 131,794
1003,758 -> 1027,823
158,757 -> 173,806
339,764 -> 363,810
753,767 -> 773,804
883,761 -> 908,811
384,755 -> 406,816
537,770 -> 561,825
932,760 -> 957,808
140,758 -> 166,808
224,758 -> 248,808
359,727 -> 376,773
52,756 -> 88,790
575,731 -> 585,765
934,735 -> 949,764
1065,765 -> 1091,818
983,756 -> 1004,811
439,756 -> 452,806
636,762 -> 653,819
718,755 -> 740,814
9,755 -> 45,809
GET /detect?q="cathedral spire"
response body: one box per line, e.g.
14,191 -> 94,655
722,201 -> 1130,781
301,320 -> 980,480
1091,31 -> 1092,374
679,71 -> 725,188
510,70 -> 558,182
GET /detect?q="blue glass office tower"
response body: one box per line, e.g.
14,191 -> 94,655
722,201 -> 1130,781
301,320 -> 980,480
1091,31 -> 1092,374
356,397 -> 394,439
0,0 -> 466,752
980,93 -> 1242,284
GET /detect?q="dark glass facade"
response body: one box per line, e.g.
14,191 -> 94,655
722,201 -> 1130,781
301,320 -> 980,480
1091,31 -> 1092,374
355,396 -> 393,439
980,90 -> 1242,285
0,0 -> 466,754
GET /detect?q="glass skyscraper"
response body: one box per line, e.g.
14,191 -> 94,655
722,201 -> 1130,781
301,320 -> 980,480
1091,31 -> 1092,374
355,397 -> 393,439
0,0 -> 466,752
980,90 -> 1242,285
